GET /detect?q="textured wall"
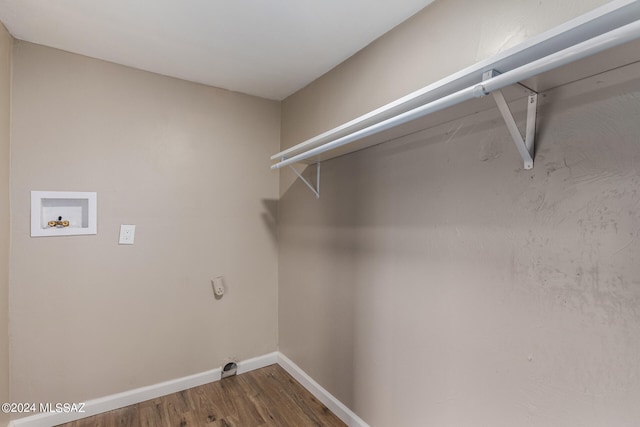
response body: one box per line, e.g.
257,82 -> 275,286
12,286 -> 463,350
279,62 -> 640,427
9,42 -> 280,409
0,21 -> 11,427
278,0 -> 640,425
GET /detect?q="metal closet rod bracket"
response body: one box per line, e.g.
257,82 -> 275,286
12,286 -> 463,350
482,69 -> 537,170
286,159 -> 321,199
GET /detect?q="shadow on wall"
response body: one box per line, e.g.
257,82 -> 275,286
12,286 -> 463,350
261,198 -> 278,246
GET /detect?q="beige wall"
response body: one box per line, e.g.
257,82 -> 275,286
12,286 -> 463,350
0,22 -> 11,427
279,0 -> 640,425
9,42 -> 280,408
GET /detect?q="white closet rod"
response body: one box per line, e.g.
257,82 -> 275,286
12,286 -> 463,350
272,19 -> 640,170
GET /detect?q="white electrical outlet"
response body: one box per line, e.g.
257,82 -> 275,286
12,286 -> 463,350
118,224 -> 136,245
212,276 -> 225,297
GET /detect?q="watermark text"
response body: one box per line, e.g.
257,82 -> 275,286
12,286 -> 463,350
1,402 -> 85,414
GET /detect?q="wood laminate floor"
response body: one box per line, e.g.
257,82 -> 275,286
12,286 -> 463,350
56,364 -> 346,427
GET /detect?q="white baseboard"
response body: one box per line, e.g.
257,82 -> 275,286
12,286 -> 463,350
8,351 -> 366,427
277,353 -> 369,427
9,352 -> 278,427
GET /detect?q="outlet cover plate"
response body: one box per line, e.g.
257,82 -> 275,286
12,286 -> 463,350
119,224 -> 136,245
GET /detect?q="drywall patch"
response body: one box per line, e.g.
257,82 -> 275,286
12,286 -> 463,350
512,173 -> 640,321
510,82 -> 640,331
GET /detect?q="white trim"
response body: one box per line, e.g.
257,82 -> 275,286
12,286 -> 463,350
7,352 -> 365,427
277,353 -> 369,427
9,352 -> 278,427
237,351 -> 278,374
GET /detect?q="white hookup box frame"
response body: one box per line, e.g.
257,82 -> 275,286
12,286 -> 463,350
31,191 -> 97,237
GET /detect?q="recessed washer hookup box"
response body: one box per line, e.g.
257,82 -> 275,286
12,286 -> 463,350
31,191 -> 97,237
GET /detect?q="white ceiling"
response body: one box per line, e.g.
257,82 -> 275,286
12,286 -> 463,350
0,0 -> 434,100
